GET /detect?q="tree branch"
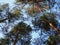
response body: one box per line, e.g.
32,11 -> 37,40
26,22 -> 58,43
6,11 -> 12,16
44,19 -> 60,35
0,18 -> 7,23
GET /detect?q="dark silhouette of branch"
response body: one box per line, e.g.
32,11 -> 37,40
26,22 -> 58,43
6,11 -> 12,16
0,18 -> 7,23
43,19 -> 60,35
13,35 -> 18,45
0,13 -> 18,23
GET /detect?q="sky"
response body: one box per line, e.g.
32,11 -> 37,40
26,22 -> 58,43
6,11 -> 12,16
0,0 -> 15,9
0,0 -> 15,4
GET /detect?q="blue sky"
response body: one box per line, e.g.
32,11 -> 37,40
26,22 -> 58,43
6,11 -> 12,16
0,0 -> 15,7
0,0 -> 15,3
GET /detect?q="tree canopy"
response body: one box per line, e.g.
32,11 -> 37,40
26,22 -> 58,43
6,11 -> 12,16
0,0 -> 60,45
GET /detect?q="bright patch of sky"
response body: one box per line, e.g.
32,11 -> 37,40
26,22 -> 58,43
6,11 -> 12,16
0,0 -> 15,10
0,32 -> 5,39
55,0 -> 60,2
31,31 -> 40,39
0,0 -> 15,5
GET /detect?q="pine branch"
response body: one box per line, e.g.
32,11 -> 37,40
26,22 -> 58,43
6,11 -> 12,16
44,19 -> 60,35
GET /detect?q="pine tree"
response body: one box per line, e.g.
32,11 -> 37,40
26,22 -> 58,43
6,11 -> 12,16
0,0 -> 60,45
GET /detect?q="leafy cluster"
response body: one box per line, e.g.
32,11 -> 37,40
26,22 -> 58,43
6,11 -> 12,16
11,22 -> 32,35
0,22 -> 32,45
34,13 -> 58,31
46,35 -> 60,45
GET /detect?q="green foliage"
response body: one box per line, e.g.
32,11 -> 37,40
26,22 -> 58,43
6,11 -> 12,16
16,0 -> 21,2
40,13 -> 58,26
9,22 -> 32,45
11,22 -> 32,35
27,4 -> 41,17
0,37 -> 10,45
16,0 -> 25,3
34,13 -> 58,31
40,20 -> 50,31
0,22 -> 32,45
46,35 -> 60,45
12,9 -> 21,16
8,9 -> 21,22
16,0 -> 46,3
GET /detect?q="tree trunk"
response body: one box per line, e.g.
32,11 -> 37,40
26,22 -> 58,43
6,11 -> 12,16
13,34 -> 18,45
13,39 -> 17,45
